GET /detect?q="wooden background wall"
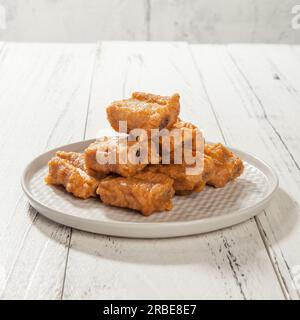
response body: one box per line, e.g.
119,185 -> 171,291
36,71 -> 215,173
0,0 -> 299,43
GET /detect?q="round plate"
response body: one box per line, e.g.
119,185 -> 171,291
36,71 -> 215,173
21,139 -> 278,238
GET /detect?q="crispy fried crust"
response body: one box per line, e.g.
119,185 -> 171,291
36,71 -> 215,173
160,118 -> 203,162
106,92 -> 180,133
55,151 -> 86,170
44,91 -> 245,216
96,171 -> 175,216
146,143 -> 243,194
84,137 -> 151,178
146,164 -> 205,195
204,143 -> 244,188
45,157 -> 99,199
171,118 -> 199,151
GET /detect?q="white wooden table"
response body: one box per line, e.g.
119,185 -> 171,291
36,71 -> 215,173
0,41 -> 300,300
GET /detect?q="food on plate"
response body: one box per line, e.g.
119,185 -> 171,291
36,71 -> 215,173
106,92 -> 180,133
96,171 -> 175,216
170,118 -> 200,151
45,156 -> 99,199
84,136 -> 157,178
159,118 -> 203,163
55,151 -> 86,170
44,91 -> 244,215
146,163 -> 205,195
145,151 -> 214,195
204,143 -> 244,188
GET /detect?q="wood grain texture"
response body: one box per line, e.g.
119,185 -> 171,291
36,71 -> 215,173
0,0 -> 148,42
1,0 -> 299,43
0,43 -> 96,299
61,42 -> 284,300
149,0 -> 300,43
191,44 -> 300,299
227,44 -> 300,299
1,42 -> 297,300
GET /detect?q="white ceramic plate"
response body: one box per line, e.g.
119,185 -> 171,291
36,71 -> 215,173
21,139 -> 278,238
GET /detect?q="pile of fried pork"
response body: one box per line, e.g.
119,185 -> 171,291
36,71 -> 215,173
45,92 -> 244,215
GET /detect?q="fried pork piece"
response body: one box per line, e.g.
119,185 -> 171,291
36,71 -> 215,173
84,136 -> 157,178
146,164 -> 204,195
96,171 -> 175,216
146,160 -> 205,195
160,118 -> 203,162
45,157 -> 99,199
170,118 -> 200,151
204,143 -> 244,188
56,150 -> 106,180
106,92 -> 180,133
56,151 -> 86,170
145,151 -> 227,195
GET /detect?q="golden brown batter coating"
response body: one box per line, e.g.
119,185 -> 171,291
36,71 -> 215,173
44,90 -> 245,216
45,157 -> 99,199
146,146 -> 241,195
55,151 -> 86,170
84,136 -> 154,178
204,143 -> 244,188
171,118 -> 200,151
146,164 -> 205,195
96,171 -> 175,216
160,118 -> 203,162
106,92 -> 180,133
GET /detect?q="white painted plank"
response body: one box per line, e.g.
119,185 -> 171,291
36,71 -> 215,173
227,45 -> 300,166
0,43 -> 96,299
149,0 -> 300,43
1,1 -> 300,44
63,42 -> 284,300
84,41 -> 222,142
227,44 -> 300,300
191,44 -> 300,299
1,0 -> 148,42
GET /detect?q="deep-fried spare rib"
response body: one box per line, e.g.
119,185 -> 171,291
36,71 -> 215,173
56,150 -> 106,180
146,163 -> 205,195
96,171 -> 175,216
170,118 -> 200,151
84,136 -> 158,178
160,118 -> 203,162
45,157 -> 99,199
106,92 -> 180,133
56,151 -> 86,170
204,143 -> 244,188
145,149 -> 235,195
147,144 -> 206,195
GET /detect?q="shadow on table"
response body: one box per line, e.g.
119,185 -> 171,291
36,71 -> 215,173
259,187 -> 299,244
32,187 -> 298,266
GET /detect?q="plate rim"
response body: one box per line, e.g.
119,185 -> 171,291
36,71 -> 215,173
21,139 -> 279,235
